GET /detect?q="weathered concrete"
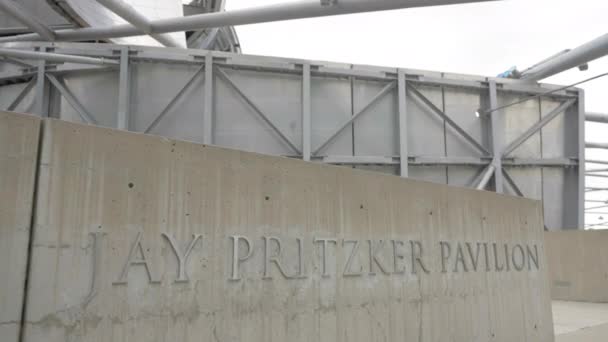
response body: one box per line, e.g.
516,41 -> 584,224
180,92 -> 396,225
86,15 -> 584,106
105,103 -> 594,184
20,116 -> 553,341
553,300 -> 608,342
0,112 -> 41,342
546,230 -> 608,302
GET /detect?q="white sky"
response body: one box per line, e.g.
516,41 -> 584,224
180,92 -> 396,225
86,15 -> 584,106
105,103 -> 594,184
223,0 -> 608,227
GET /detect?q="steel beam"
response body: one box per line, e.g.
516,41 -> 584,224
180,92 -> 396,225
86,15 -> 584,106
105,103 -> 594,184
313,81 -> 396,155
302,63 -> 312,161
203,54 -> 214,145
408,85 -> 490,155
46,74 -> 98,124
586,142 -> 608,149
0,48 -> 119,66
520,33 -> 608,81
94,0 -> 185,48
502,168 -> 524,197
215,66 -> 301,154
476,164 -> 496,190
501,99 -> 576,157
145,65 -> 205,134
488,81 -> 503,192
586,112 -> 608,123
5,79 -> 35,112
0,0 -> 503,43
117,48 -> 130,130
397,69 -> 409,177
0,0 -> 56,41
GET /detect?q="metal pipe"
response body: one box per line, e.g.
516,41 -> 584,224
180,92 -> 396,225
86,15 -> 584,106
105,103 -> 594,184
0,0 -> 503,43
0,48 -> 119,66
587,159 -> 608,165
587,168 -> 608,173
0,0 -> 56,41
520,33 -> 608,81
586,142 -> 608,150
586,112 -> 608,123
94,0 -> 185,48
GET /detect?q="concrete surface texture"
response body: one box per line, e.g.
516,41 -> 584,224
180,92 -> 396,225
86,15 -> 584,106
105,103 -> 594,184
553,300 -> 608,342
0,112 -> 40,342
546,230 -> 608,302
0,112 -> 555,341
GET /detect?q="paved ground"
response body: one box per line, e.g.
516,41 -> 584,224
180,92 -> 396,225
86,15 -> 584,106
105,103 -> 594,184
553,300 -> 608,342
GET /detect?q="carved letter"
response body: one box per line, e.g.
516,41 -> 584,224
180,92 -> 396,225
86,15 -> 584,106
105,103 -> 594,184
162,233 -> 202,283
453,243 -> 468,273
295,238 -> 308,279
465,242 -> 482,272
504,244 -> 511,271
343,240 -> 363,277
314,238 -> 337,278
263,236 -> 291,279
368,240 -> 391,275
440,241 -> 452,273
410,241 -> 430,274
85,232 -> 105,302
492,243 -> 504,272
511,244 -> 525,271
114,232 -> 160,285
483,242 -> 491,272
392,240 -> 406,275
230,236 -> 253,281
527,245 -> 539,270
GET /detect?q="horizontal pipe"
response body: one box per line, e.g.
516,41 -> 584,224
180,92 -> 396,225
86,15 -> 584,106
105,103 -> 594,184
0,48 -> 119,66
586,142 -> 608,150
0,0 -> 56,41
587,159 -> 608,165
0,0 -> 502,43
94,0 -> 185,48
586,112 -> 608,123
520,33 -> 608,81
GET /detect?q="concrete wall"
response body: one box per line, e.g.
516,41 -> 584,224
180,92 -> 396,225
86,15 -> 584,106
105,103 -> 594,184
546,231 -> 608,303
0,112 -> 41,342
0,112 -> 554,341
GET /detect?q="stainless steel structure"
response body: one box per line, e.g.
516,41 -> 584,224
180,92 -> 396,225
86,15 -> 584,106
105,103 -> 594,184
0,42 -> 585,230
0,0 -> 504,43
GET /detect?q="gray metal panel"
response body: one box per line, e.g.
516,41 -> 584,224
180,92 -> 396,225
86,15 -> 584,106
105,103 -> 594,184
353,79 -> 398,157
443,87 -> 485,157
499,94 -> 541,159
311,75 -> 352,156
131,62 -> 205,143
0,0 -> 68,28
215,68 -> 302,155
407,84 -> 445,157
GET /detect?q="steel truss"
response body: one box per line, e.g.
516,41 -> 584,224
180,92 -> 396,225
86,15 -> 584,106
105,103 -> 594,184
0,42 -> 585,229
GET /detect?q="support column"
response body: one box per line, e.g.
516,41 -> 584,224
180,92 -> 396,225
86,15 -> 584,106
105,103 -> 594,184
302,63 -> 311,161
203,53 -> 213,145
33,47 -> 49,117
117,47 -> 130,130
397,69 -> 408,177
488,81 -> 503,192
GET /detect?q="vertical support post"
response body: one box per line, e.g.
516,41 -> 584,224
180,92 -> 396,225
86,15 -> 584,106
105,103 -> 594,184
397,69 -> 408,177
203,53 -> 213,145
302,63 -> 311,161
117,47 -> 130,130
578,89 -> 586,229
488,81 -> 503,192
33,48 -> 49,117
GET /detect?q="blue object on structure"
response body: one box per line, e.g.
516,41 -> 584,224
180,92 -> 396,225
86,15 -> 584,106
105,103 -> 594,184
497,66 -> 517,78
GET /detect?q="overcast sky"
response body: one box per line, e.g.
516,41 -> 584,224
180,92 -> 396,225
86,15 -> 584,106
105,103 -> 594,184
223,0 -> 608,227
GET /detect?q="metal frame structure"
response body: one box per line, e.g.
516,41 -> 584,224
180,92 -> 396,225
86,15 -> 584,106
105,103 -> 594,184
0,42 -> 585,230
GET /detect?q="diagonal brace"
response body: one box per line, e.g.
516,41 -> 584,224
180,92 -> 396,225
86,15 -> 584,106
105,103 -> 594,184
6,78 -> 35,111
501,99 -> 576,157
314,81 -> 396,156
46,74 -> 98,124
215,66 -> 301,155
145,64 -> 205,133
408,85 -> 490,156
